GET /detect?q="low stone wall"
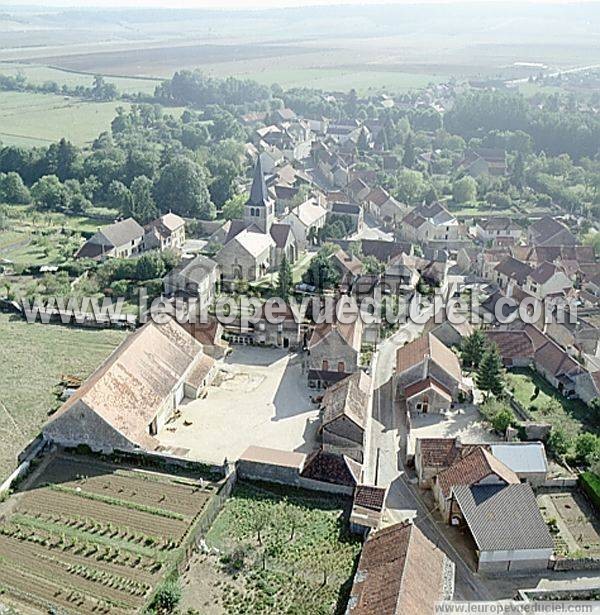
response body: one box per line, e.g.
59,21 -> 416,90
542,477 -> 578,489
552,556 -> 600,572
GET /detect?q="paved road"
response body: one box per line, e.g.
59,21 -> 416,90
364,301 -> 493,601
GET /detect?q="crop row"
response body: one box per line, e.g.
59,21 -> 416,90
0,535 -> 145,608
0,558 -> 133,615
0,526 -> 159,581
17,488 -> 189,542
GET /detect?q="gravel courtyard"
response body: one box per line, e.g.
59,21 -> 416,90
157,346 -> 320,465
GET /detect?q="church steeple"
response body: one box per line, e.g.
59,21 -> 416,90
245,157 -> 274,233
248,156 -> 269,208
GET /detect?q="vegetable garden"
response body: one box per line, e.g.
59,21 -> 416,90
0,454 -> 220,614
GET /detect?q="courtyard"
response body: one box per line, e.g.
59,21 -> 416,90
157,346 -> 320,465
406,403 -> 501,458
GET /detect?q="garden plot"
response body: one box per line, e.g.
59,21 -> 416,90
0,453 -> 221,615
179,481 -> 361,615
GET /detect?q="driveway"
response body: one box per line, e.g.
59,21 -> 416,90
157,347 -> 319,464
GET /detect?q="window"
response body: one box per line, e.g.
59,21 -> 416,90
322,360 -> 329,371
337,361 -> 345,372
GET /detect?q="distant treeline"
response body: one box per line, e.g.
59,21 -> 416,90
0,73 -> 119,102
445,90 -> 600,161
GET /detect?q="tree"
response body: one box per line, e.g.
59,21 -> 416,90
222,192 -> 246,220
402,133 -> 416,168
547,427 -> 570,459
395,169 -> 426,205
277,255 -> 293,299
130,175 -> 158,223
575,433 -> 600,467
511,151 -> 526,189
452,176 -> 477,204
302,252 -> 340,290
461,330 -> 487,368
476,344 -> 505,398
135,251 -> 166,281
108,180 -> 133,216
0,172 -> 30,204
151,580 -> 181,614
491,407 -> 514,433
362,254 -> 384,274
250,508 -> 270,547
30,175 -> 67,211
154,157 -> 215,219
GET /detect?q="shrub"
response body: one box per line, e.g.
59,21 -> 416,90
150,580 -> 182,614
580,472 -> 600,512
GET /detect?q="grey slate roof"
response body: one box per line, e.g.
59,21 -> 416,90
164,254 -> 218,285
98,218 -> 144,248
452,483 -> 554,552
248,157 -> 269,208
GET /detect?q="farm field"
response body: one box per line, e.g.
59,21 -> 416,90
0,453 -> 221,614
507,367 -> 596,440
0,313 -> 126,482
0,91 -> 131,147
179,481 -> 361,615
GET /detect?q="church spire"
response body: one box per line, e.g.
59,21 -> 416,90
248,157 -> 269,207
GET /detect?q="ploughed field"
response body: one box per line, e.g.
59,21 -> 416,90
0,454 -> 218,614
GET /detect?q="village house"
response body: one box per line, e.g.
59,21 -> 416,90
300,449 -> 362,491
345,522 -> 455,615
401,202 -> 463,243
162,254 -> 219,310
143,212 -> 186,252
456,147 -> 507,178
320,371 -> 371,463
331,249 -> 364,291
365,187 -> 406,226
414,437 -> 472,488
43,319 -> 216,453
307,318 -> 363,388
329,202 -> 364,233
493,255 -> 534,290
395,333 -> 465,415
527,216 -> 578,247
347,177 -> 371,203
432,446 -> 520,519
282,197 -> 328,250
269,222 -> 298,267
474,217 -> 522,245
76,217 -> 144,260
524,261 -> 572,299
252,302 -> 304,349
489,442 -> 548,487
181,317 -> 228,359
382,254 -> 420,295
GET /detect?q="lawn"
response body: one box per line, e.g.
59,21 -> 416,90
0,90 -> 131,147
187,481 -> 361,615
0,313 -> 126,481
0,453 -> 221,614
507,367 -> 596,439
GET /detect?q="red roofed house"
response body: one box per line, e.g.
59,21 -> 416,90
395,333 -> 466,415
432,447 -> 520,518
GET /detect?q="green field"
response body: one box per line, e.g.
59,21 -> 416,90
0,313 -> 126,482
0,62 -> 162,95
0,91 -> 131,147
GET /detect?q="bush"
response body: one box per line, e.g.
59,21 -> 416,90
150,580 -> 181,614
580,472 -> 600,512
546,427 -> 571,459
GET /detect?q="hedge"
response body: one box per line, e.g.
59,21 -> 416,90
580,472 -> 600,511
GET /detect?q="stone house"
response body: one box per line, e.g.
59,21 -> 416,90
456,147 -> 507,177
76,217 -> 144,260
307,319 -> 363,388
489,443 -> 548,487
282,198 -> 328,250
395,333 -> 465,415
331,249 -> 364,291
320,371 -> 371,463
329,202 -> 364,233
162,254 -> 219,310
144,212 -> 186,252
493,255 -> 534,290
433,446 -> 520,519
474,217 -> 522,245
401,202 -> 462,243
269,223 -> 298,267
524,262 -> 572,299
252,302 -> 304,349
527,216 -> 578,247
43,319 -> 215,453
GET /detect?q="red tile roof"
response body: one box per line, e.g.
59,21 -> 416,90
353,485 -> 387,512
